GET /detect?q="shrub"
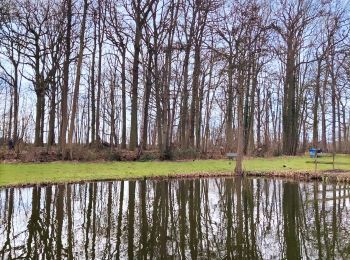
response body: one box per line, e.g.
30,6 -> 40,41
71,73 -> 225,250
72,147 -> 97,161
161,148 -> 174,160
138,153 -> 158,162
83,150 -> 98,161
0,149 -> 5,160
172,147 -> 200,160
107,150 -> 122,161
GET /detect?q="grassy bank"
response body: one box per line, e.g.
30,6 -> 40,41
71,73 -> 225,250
1,154 -> 350,187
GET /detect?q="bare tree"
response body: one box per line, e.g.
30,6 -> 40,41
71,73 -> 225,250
67,0 -> 89,158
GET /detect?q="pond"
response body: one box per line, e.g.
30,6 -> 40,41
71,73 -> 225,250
1,177 -> 350,259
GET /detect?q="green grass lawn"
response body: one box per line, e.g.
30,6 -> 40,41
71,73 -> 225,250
0,154 -> 349,187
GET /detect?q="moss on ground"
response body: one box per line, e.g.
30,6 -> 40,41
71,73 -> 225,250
0,154 -> 349,187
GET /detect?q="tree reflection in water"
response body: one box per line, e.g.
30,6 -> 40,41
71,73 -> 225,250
1,178 -> 350,259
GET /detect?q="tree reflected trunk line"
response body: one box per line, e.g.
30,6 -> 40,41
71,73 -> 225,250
127,181 -> 136,259
0,188 -> 14,258
115,181 -> 124,259
56,185 -> 65,260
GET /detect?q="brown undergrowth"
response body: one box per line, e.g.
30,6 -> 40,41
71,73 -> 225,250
0,145 -> 226,162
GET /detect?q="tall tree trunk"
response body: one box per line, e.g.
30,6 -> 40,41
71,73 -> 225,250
313,59 -> 322,147
2,87 -> 8,140
247,61 -> 258,155
256,86 -> 261,147
265,90 -> 271,150
196,73 -> 205,150
243,61 -> 251,155
91,18 -> 97,144
342,105 -> 347,151
282,37 -> 298,155
34,31 -> 44,147
8,85 -> 13,140
40,94 -> 45,145
189,43 -> 201,148
129,16 -> 142,150
337,95 -> 342,152
330,62 -> 336,155
142,49 -> 152,150
321,67 -> 329,151
179,48 -> 190,148
48,83 -> 56,147
110,73 -> 116,147
121,48 -> 127,149
179,9 -> 196,148
331,68 -> 337,155
34,88 -> 44,147
12,65 -> 18,143
96,3 -> 104,143
235,71 -> 244,175
154,54 -> 163,152
159,0 -> 179,156
226,61 -> 234,152
86,79 -> 91,144
60,0 -> 72,152
67,0 -> 88,158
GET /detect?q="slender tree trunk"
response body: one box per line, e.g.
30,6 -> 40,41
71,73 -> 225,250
127,181 -> 136,258
342,105 -> 347,151
40,94 -> 45,145
8,87 -> 13,140
226,61 -> 234,152
34,32 -> 44,147
247,61 -> 258,155
313,59 -> 322,147
34,89 -> 44,146
256,86 -> 261,147
96,4 -> 104,143
159,0 -> 178,156
67,0 -> 88,158
2,87 -> 8,140
321,68 -> 329,151
12,65 -> 18,143
179,48 -> 190,148
129,16 -> 142,150
154,54 -> 163,152
179,10 -> 196,148
121,48 -> 127,149
189,43 -> 201,148
48,83 -> 56,147
330,62 -> 336,156
110,73 -> 116,147
60,0 -> 72,152
91,18 -> 97,144
161,58 -> 170,155
243,60 -> 251,155
235,71 -> 244,175
337,95 -> 342,152
196,73 -> 205,150
265,90 -> 270,150
142,50 -> 153,150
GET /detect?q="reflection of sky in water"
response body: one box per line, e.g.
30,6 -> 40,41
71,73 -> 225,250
1,178 -> 350,259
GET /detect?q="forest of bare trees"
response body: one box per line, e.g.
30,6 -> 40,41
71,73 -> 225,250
1,0 -> 350,163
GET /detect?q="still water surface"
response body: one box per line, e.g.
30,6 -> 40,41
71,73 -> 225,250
1,177 -> 350,259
